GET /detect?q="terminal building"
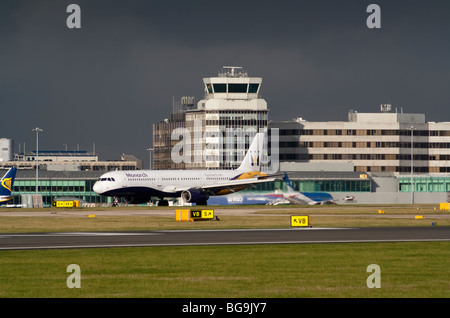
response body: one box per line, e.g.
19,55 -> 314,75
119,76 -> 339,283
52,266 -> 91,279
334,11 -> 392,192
0,149 -> 143,206
270,106 -> 450,204
272,107 -> 450,175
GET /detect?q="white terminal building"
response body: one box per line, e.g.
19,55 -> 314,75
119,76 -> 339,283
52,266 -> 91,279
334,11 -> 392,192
272,105 -> 450,204
273,106 -> 450,175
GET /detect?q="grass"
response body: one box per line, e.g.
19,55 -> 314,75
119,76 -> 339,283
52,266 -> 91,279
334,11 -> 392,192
0,204 -> 449,233
0,204 -> 449,298
1,242 -> 449,298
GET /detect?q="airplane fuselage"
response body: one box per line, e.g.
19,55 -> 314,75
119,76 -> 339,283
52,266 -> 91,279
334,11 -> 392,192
93,169 -> 267,204
0,195 -> 13,204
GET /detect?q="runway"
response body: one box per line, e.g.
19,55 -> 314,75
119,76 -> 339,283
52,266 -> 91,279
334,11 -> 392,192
1,226 -> 450,250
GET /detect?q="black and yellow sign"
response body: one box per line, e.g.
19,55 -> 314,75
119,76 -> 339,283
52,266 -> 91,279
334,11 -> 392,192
290,215 -> 311,227
190,209 -> 214,219
52,200 -> 79,208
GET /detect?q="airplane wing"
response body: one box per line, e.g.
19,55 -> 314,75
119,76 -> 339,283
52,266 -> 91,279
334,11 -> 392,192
164,177 -> 276,196
284,193 -> 352,205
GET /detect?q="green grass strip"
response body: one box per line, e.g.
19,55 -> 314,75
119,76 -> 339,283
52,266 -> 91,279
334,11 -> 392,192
1,242 -> 449,298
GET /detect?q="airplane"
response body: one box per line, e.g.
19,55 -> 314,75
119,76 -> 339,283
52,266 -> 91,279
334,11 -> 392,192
0,167 -> 18,205
93,133 -> 276,206
279,172 -> 354,205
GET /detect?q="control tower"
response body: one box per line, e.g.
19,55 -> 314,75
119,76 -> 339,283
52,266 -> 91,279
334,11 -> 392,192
199,66 -> 266,111
190,66 -> 268,169
153,66 -> 269,170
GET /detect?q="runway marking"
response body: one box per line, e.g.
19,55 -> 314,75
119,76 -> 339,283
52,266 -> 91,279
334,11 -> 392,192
0,228 -> 354,239
156,227 -> 354,233
1,227 -> 449,250
2,238 -> 450,251
0,232 -> 160,238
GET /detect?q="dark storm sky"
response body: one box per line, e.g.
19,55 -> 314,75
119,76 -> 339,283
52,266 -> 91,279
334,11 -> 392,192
1,0 -> 449,167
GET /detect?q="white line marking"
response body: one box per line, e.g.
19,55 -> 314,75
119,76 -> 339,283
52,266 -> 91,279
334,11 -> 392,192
2,238 -> 450,250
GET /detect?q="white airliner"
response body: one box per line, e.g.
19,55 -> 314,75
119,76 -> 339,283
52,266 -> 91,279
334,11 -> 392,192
93,133 -> 275,205
0,167 -> 17,205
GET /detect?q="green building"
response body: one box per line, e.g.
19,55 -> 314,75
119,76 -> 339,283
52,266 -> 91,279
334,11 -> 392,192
8,170 -> 108,206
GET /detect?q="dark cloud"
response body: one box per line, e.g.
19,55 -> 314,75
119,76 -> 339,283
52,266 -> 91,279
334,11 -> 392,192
0,0 -> 449,166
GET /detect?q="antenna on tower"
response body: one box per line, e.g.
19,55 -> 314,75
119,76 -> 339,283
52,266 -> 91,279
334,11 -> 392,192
380,104 -> 391,113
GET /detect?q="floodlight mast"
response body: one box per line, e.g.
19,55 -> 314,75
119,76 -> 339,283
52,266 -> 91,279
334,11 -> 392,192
32,127 -> 43,195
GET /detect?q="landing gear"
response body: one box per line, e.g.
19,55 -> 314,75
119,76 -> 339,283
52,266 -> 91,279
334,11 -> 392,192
157,199 -> 169,206
112,196 -> 119,207
196,200 -> 208,206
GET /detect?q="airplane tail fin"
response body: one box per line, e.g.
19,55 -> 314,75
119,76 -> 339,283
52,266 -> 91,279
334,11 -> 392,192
0,167 -> 17,196
283,172 -> 295,193
237,133 -> 265,171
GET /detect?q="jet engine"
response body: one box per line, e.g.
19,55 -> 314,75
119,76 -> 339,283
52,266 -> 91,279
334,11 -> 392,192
181,188 -> 209,204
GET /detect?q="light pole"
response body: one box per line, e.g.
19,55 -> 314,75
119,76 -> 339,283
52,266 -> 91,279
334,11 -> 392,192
32,127 -> 43,194
410,126 -> 414,204
147,148 -> 154,170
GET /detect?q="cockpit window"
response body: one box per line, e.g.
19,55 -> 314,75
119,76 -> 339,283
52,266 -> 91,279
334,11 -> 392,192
97,177 -> 115,182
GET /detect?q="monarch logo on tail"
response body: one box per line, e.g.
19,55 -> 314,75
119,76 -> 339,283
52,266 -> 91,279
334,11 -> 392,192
251,151 -> 260,167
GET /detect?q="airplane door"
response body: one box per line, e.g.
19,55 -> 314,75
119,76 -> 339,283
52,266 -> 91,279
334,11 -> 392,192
121,174 -> 127,188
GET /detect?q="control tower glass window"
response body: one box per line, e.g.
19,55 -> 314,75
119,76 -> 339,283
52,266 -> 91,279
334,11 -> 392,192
228,84 -> 248,93
248,83 -> 259,93
213,84 -> 226,93
206,84 -> 213,93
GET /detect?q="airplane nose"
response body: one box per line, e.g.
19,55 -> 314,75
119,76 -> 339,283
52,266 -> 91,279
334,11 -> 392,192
93,182 -> 102,194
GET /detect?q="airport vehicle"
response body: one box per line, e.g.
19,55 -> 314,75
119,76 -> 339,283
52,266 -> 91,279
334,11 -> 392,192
0,167 -> 17,205
93,133 -> 275,205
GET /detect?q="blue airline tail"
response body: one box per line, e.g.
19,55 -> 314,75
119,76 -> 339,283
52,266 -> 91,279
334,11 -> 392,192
0,167 -> 17,196
283,172 -> 294,192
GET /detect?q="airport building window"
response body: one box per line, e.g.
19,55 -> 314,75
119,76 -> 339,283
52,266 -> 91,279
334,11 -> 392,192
248,83 -> 259,93
228,84 -> 248,93
12,178 -> 108,206
245,179 -> 371,193
213,84 -> 226,93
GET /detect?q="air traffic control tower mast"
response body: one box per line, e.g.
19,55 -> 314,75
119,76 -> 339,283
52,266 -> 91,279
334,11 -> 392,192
188,66 -> 268,169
